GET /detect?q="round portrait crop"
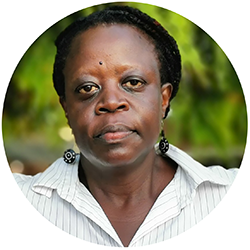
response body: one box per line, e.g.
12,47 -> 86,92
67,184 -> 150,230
2,2 -> 247,247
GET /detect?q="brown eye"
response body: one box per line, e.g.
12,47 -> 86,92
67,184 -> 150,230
123,79 -> 145,89
77,84 -> 99,94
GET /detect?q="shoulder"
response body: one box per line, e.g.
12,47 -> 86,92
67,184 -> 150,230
207,165 -> 238,184
13,157 -> 65,196
13,156 -> 80,199
13,172 -> 41,191
162,143 -> 239,187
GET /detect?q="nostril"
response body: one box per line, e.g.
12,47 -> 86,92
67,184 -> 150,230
117,105 -> 126,110
97,105 -> 128,114
99,107 -> 109,113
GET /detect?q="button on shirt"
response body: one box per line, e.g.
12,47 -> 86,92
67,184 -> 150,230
13,144 -> 238,247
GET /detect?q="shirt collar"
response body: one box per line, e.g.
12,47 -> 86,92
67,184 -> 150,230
32,144 -> 231,199
32,154 -> 80,200
156,143 -> 232,186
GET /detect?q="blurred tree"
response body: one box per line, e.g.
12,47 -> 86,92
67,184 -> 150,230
2,2 -> 247,174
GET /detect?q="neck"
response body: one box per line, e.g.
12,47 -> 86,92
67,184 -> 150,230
79,149 -> 160,203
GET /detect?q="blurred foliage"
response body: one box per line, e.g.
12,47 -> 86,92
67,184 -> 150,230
2,2 -> 247,174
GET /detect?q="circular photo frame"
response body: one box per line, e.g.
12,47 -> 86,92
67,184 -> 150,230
1,1 -> 248,249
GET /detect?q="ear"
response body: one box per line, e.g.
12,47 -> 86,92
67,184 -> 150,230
161,83 -> 173,118
59,96 -> 71,127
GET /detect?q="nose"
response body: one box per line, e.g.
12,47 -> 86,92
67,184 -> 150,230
95,87 -> 129,115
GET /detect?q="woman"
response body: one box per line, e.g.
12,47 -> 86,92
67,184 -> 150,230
14,6 -> 237,247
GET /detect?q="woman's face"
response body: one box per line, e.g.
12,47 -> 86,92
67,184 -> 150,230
62,24 -> 172,168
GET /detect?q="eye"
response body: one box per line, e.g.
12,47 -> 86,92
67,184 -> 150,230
76,83 -> 99,95
122,78 -> 145,90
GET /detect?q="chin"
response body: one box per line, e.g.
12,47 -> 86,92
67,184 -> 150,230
79,137 -> 156,168
81,147 -> 143,169
98,152 -> 138,168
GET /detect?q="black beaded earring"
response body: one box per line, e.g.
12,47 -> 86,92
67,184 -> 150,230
63,149 -> 76,164
159,128 -> 169,154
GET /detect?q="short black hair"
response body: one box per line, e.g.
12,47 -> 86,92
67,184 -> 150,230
53,5 -> 181,117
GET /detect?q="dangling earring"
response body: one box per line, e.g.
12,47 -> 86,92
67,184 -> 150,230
63,149 -> 76,164
159,122 -> 169,154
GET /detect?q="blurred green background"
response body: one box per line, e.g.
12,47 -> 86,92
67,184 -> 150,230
2,2 -> 247,175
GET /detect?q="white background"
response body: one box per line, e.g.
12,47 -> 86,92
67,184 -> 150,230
1,0 -> 249,249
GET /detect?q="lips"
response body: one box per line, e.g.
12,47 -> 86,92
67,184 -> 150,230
94,124 -> 135,143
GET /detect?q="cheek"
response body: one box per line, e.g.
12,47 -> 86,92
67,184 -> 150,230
69,111 -> 96,157
67,103 -> 94,137
138,90 -> 162,136
145,86 -> 162,116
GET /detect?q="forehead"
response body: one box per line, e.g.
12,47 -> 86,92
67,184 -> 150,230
63,24 -> 161,82
67,24 -> 158,64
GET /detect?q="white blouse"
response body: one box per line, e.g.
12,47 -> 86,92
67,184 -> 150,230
13,144 -> 238,247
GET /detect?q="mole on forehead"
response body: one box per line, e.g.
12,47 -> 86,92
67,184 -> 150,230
99,61 -> 103,65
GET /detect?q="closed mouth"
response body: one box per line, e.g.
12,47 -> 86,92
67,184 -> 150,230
94,124 -> 136,142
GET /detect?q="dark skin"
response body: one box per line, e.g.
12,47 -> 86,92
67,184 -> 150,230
61,24 -> 177,247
